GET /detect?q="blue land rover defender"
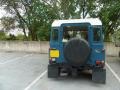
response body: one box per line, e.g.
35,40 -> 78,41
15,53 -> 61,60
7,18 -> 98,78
48,18 -> 106,83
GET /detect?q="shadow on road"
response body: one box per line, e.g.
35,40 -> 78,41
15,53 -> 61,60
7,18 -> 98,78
50,71 -> 93,83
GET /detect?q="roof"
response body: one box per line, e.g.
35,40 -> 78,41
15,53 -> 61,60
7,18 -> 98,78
52,18 -> 102,27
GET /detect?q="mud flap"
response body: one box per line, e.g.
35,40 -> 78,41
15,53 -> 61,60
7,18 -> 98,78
48,64 -> 59,78
92,68 -> 106,84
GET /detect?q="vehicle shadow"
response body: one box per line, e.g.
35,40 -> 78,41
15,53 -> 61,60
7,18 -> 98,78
47,70 -> 107,90
52,71 -> 93,83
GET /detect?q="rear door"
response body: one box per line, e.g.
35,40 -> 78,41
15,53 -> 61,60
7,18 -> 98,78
50,28 -> 60,61
91,26 -> 105,65
59,23 -> 92,63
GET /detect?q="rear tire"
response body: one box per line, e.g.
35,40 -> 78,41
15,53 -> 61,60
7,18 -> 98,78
92,68 -> 106,84
48,64 -> 59,78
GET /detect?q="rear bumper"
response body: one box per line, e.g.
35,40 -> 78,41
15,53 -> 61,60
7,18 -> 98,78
48,63 -> 99,70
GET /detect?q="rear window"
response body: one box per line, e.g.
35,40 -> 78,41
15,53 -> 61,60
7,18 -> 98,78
63,26 -> 88,41
93,27 -> 101,41
52,29 -> 58,41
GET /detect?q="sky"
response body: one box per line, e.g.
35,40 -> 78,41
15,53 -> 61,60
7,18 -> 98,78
0,7 -> 6,18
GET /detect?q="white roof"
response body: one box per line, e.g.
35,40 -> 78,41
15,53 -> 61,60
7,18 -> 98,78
52,18 -> 102,27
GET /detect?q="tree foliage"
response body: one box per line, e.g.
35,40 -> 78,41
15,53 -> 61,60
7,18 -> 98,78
112,29 -> 120,42
0,0 -> 58,41
0,17 -> 15,31
91,0 -> 120,41
0,32 -> 6,40
0,0 -> 120,41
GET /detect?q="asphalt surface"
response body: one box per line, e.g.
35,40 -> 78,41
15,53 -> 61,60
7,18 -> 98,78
0,52 -> 120,90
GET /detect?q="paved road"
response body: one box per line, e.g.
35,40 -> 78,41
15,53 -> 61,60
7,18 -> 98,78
0,52 -> 120,90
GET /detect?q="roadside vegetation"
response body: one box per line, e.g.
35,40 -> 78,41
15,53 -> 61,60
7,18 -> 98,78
0,0 -> 119,41
112,30 -> 120,46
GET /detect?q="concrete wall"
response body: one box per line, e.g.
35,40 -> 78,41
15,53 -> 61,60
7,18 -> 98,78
0,41 -> 49,53
105,42 -> 120,56
0,41 -> 119,56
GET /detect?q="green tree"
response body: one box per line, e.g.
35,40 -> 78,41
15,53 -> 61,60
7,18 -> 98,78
0,17 -> 15,31
0,0 -> 58,41
0,32 -> 6,40
112,29 -> 120,42
89,0 -> 120,41
0,0 -> 119,41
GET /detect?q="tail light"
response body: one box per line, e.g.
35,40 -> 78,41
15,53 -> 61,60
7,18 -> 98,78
96,60 -> 105,67
96,60 -> 101,65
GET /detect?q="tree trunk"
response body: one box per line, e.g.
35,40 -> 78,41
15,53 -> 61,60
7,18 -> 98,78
28,27 -> 38,41
22,27 -> 28,41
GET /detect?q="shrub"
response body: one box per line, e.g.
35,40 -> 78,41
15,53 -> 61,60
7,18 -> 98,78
0,32 -> 6,40
16,34 -> 25,40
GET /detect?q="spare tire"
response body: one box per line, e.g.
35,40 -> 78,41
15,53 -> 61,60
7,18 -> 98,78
64,38 -> 90,66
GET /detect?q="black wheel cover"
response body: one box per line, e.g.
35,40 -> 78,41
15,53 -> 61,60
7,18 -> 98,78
64,38 -> 90,66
